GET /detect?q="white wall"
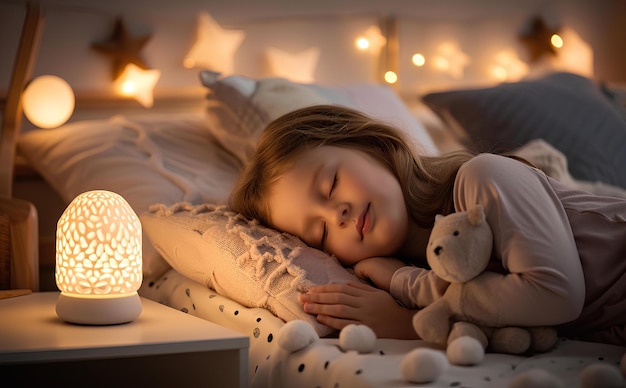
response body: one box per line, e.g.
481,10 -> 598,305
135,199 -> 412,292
1,0 -> 623,102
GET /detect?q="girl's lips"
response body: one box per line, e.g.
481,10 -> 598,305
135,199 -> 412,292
356,203 -> 371,240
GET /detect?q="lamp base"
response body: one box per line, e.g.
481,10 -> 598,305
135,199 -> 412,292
56,292 -> 142,325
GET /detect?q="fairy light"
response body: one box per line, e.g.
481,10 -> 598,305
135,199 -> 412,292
551,33 -> 563,48
384,70 -> 398,84
412,53 -> 426,67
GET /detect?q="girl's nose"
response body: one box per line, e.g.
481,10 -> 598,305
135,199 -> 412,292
335,203 -> 349,226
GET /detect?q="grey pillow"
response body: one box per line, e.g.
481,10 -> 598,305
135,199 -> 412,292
423,72 -> 626,188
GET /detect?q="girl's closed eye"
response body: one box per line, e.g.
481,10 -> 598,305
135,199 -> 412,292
328,172 -> 337,198
320,171 -> 337,249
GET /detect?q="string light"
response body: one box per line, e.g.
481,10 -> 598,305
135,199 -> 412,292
355,25 -> 386,54
412,53 -> 426,67
384,70 -> 398,84
551,34 -> 563,48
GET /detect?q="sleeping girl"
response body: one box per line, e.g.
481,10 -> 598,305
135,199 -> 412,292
228,104 -> 626,345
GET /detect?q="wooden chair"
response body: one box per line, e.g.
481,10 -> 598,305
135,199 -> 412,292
0,2 -> 45,294
0,198 -> 39,292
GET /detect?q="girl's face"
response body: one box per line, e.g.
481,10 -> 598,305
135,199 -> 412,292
267,145 -> 409,266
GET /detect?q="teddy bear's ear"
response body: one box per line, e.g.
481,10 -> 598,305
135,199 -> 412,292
467,204 -> 485,226
434,214 -> 444,225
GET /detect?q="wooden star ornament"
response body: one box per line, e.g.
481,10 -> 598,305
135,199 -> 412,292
92,18 -> 152,80
518,16 -> 560,63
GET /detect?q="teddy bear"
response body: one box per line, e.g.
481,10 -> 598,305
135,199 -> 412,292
411,204 -> 558,358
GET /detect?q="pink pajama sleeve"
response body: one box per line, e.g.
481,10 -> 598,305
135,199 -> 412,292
448,154 -> 585,327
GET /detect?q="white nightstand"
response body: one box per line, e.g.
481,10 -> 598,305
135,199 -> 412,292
0,292 -> 249,387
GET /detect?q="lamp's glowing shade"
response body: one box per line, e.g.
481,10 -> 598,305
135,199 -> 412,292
22,75 -> 75,129
55,190 -> 142,325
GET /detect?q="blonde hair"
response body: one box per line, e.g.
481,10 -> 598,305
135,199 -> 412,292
229,104 -> 474,231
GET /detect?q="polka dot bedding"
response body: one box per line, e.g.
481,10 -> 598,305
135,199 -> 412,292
140,269 -> 626,387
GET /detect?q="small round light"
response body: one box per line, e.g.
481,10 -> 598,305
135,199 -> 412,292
22,75 -> 75,129
551,33 -> 563,48
412,53 -> 426,67
384,70 -> 398,84
356,37 -> 370,50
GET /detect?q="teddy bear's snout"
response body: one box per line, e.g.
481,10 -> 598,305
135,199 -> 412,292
434,246 -> 443,256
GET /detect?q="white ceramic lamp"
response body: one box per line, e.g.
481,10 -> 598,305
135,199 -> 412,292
55,190 -> 142,325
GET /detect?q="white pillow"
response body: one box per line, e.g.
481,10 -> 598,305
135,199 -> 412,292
141,202 -> 360,336
200,72 -> 439,165
18,114 -> 241,277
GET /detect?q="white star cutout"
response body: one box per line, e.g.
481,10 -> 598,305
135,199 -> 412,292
356,25 -> 386,54
265,46 -> 320,83
491,49 -> 529,81
114,63 -> 161,108
433,42 -> 470,79
184,12 -> 245,75
553,27 -> 593,78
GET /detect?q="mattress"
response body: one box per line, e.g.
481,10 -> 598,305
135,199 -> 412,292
140,269 -> 626,387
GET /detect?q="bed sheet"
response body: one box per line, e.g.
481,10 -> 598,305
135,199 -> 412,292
140,269 -> 626,388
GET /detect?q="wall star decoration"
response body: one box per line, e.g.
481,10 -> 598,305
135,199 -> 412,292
92,17 -> 152,80
114,63 -> 160,108
184,12 -> 245,75
433,42 -> 470,79
265,46 -> 320,83
491,49 -> 529,81
518,16 -> 559,63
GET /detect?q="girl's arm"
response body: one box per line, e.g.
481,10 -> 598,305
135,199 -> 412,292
447,154 -> 585,327
299,282 -> 419,339
354,256 -> 450,308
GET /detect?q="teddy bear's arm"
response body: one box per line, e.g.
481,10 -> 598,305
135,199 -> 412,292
390,266 -> 450,308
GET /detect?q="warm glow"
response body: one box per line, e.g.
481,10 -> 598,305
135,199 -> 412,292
184,11 -> 245,74
491,66 -> 508,81
356,37 -> 370,50
433,56 -> 450,71
384,70 -> 398,84
114,64 -> 160,108
266,46 -> 320,83
433,42 -> 470,79
551,34 -> 563,48
55,190 -> 143,325
490,49 -> 529,81
183,58 -> 195,69
551,27 -> 593,77
121,80 -> 136,95
56,190 -> 142,296
22,75 -> 75,129
412,53 -> 426,67
356,25 -> 386,54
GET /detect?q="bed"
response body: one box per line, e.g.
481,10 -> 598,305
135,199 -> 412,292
5,1 -> 626,387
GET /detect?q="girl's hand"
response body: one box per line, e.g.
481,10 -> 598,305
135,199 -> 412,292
353,257 -> 406,292
299,282 -> 419,339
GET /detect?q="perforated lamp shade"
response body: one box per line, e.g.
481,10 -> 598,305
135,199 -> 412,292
55,190 -> 142,325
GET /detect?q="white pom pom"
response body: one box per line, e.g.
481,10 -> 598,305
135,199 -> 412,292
580,363 -> 624,388
339,324 -> 377,353
277,320 -> 318,352
401,348 -> 449,384
620,352 -> 626,377
509,368 -> 563,388
446,336 -> 484,366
